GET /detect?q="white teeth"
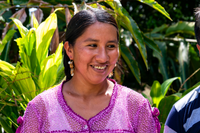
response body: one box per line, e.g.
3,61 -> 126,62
93,66 -> 106,70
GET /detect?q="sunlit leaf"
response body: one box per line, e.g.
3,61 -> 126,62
161,77 -> 180,97
137,0 -> 172,21
166,21 -> 195,36
36,11 -> 57,63
31,13 -> 39,28
0,60 -> 15,74
26,29 -> 36,56
150,80 -> 163,108
11,17 -> 28,38
11,63 -> 36,101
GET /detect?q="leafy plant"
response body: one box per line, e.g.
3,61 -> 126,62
0,0 -> 172,132
0,9 -> 64,132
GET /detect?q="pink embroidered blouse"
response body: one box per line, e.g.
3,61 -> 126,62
16,79 -> 160,133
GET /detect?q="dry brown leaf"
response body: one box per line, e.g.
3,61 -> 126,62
50,8 -> 59,54
64,5 -> 71,26
11,8 -> 27,23
34,8 -> 43,24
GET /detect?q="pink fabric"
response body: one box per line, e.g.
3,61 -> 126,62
16,79 -> 160,133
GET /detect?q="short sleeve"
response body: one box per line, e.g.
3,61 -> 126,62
136,99 -> 161,133
16,102 -> 40,133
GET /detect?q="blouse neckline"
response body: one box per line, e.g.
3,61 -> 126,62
57,78 -> 118,125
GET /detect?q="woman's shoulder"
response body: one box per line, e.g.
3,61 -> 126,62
30,82 -> 63,106
116,84 -> 146,101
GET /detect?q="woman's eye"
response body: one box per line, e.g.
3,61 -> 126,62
107,44 -> 116,48
88,44 -> 97,47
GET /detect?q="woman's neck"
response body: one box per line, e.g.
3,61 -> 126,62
63,78 -> 113,98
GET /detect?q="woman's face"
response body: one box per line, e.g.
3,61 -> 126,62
65,22 -> 119,84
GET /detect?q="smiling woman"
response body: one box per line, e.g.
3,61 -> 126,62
16,8 -> 161,133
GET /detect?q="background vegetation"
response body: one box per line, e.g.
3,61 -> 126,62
0,0 -> 200,132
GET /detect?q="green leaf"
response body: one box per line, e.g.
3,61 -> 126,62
137,0 -> 172,21
31,13 -> 39,29
0,30 -> 16,54
166,21 -> 195,36
11,17 -> 29,38
26,28 -> 36,56
0,116 -> 14,133
151,24 -> 168,34
153,41 -> 169,80
13,0 -> 28,5
158,95 -> 180,123
106,0 -> 148,69
143,34 -> 161,56
182,81 -> 200,97
36,11 -> 57,63
161,77 -> 180,97
39,43 -> 63,90
0,60 -> 15,75
11,63 -> 36,101
119,44 -> 141,83
150,80 -> 163,108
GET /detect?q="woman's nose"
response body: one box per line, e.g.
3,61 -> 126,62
95,47 -> 109,63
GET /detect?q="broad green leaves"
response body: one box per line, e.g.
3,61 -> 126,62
0,9 -> 65,131
150,77 -> 180,108
150,77 -> 181,124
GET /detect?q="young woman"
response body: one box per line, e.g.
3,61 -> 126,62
17,8 -> 160,133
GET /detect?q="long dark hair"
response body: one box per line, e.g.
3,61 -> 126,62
63,8 -> 119,80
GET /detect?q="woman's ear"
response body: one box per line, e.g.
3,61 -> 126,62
64,41 -> 73,60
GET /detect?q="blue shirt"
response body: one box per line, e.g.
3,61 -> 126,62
164,86 -> 200,133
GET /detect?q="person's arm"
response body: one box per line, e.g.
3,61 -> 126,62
136,99 -> 160,133
16,102 -> 41,133
164,106 -> 185,133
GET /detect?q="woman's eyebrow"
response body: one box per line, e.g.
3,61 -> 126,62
107,40 -> 118,44
84,38 -> 118,44
84,38 -> 99,42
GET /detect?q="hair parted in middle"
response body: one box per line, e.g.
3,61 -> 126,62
63,8 -> 119,80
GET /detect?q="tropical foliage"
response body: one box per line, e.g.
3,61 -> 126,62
1,0 -> 199,133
